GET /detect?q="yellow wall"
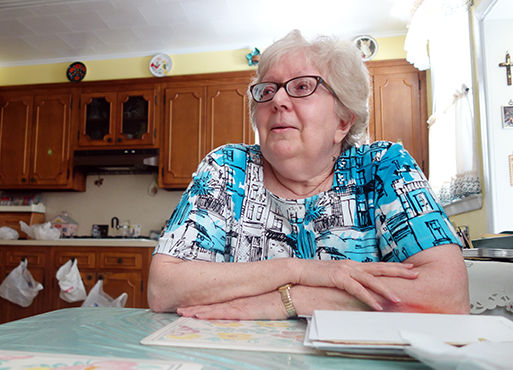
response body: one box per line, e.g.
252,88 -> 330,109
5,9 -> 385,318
0,36 -> 406,86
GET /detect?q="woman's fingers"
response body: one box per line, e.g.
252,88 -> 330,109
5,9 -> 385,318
298,260 -> 418,308
177,292 -> 287,320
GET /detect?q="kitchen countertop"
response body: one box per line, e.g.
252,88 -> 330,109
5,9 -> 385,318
0,238 -> 158,247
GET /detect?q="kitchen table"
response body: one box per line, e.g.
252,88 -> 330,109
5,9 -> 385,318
0,307 -> 430,370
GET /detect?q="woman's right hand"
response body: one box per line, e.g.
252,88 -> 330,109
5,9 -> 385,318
294,259 -> 418,311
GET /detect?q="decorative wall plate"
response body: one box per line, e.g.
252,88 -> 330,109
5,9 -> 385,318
66,61 -> 86,82
149,53 -> 172,77
353,35 -> 378,61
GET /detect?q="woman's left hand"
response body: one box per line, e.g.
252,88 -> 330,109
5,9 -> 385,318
177,291 -> 289,320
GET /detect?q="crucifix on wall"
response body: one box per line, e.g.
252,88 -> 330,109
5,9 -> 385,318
499,52 -> 513,85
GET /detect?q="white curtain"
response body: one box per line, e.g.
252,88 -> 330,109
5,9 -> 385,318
428,85 -> 481,215
405,0 -> 481,216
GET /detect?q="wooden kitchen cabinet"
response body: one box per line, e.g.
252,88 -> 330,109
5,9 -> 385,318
78,88 -> 157,148
0,247 -> 48,324
160,71 -> 254,189
161,85 -> 205,187
206,83 -> 252,152
0,90 -> 85,191
0,244 -> 153,324
50,247 -> 151,310
366,59 -> 429,177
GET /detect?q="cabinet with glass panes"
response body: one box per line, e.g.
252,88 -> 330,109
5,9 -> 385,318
78,89 -> 157,148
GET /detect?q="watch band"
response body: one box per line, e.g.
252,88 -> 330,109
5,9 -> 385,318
278,283 -> 297,318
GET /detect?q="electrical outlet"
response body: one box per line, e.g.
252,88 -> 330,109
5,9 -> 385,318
510,155 -> 513,186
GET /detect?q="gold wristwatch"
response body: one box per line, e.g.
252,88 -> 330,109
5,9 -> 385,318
278,283 -> 297,318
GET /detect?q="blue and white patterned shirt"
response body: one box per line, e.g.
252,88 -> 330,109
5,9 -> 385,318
154,142 -> 460,263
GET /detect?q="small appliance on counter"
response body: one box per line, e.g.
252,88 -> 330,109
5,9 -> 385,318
92,224 -> 108,238
462,234 -> 513,261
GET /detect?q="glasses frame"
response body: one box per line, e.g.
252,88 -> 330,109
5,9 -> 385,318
250,75 -> 340,103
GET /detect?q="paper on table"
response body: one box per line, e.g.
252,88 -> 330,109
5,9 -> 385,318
0,349 -> 203,370
309,311 -> 513,346
401,331 -> 513,370
141,316 -> 317,354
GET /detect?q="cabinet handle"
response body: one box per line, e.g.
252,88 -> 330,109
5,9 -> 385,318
117,258 -> 123,264
107,138 -> 112,143
117,138 -> 122,143
31,177 -> 36,183
98,275 -> 104,280
21,178 -> 26,183
87,275 -> 93,281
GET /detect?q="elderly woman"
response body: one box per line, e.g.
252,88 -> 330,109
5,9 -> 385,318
148,30 -> 469,319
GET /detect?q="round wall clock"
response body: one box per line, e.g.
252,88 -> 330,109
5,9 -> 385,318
66,62 -> 87,82
353,36 -> 378,61
149,53 -> 172,77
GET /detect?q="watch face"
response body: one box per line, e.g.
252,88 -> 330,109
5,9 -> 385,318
66,61 -> 87,82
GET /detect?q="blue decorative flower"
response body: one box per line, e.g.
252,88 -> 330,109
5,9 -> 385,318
246,48 -> 261,66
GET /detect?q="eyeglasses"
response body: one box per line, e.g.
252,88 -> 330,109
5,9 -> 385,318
250,75 -> 340,103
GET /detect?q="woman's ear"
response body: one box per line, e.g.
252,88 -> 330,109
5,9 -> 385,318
334,116 -> 355,144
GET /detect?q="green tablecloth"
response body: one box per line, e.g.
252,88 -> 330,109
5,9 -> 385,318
0,308 -> 430,370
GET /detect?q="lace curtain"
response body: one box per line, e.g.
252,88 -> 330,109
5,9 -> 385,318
404,0 -> 473,71
405,0 -> 481,216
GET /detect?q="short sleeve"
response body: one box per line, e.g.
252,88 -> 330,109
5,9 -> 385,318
153,148 -> 230,262
373,143 -> 461,262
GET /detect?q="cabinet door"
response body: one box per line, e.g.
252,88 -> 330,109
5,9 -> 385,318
30,93 -> 72,186
0,249 -> 47,324
52,271 -> 96,310
51,249 -> 96,310
368,60 -> 428,176
161,86 -> 206,188
97,272 -> 143,308
0,267 -> 45,324
0,95 -> 33,187
206,83 -> 253,152
79,92 -> 117,146
118,90 -> 156,146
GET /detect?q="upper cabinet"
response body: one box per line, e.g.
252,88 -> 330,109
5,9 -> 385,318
78,87 -> 157,148
366,59 -> 429,177
0,89 -> 85,191
159,71 -> 254,189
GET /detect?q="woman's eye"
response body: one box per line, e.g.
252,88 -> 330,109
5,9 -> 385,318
262,85 -> 276,95
292,80 -> 313,93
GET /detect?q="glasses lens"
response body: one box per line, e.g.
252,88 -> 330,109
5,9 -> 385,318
287,77 -> 318,97
252,82 -> 278,102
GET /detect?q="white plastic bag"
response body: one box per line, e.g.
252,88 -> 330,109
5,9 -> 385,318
56,259 -> 87,303
81,278 -> 127,308
19,221 -> 60,240
0,259 -> 43,307
0,226 -> 19,240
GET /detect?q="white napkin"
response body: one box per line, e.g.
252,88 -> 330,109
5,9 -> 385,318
400,330 -> 513,370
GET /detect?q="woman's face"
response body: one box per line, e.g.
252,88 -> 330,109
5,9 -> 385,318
255,55 -> 350,170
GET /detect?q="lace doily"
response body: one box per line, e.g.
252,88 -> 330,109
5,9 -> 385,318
466,260 -> 513,317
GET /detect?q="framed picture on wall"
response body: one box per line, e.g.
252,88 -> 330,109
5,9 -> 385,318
353,35 -> 378,61
502,105 -> 513,128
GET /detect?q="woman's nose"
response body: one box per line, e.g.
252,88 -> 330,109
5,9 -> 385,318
271,86 -> 291,109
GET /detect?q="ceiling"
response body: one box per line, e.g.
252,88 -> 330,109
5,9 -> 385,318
0,0 -> 415,67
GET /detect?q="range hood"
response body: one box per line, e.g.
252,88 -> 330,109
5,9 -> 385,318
74,149 -> 159,174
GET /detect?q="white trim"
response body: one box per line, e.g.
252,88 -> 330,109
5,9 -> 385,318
472,0 -> 496,233
443,194 -> 482,216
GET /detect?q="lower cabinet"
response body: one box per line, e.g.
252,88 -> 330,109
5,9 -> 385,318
0,247 -> 47,324
0,245 -> 153,324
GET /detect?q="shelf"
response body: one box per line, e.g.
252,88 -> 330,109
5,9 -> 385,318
0,204 -> 46,213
